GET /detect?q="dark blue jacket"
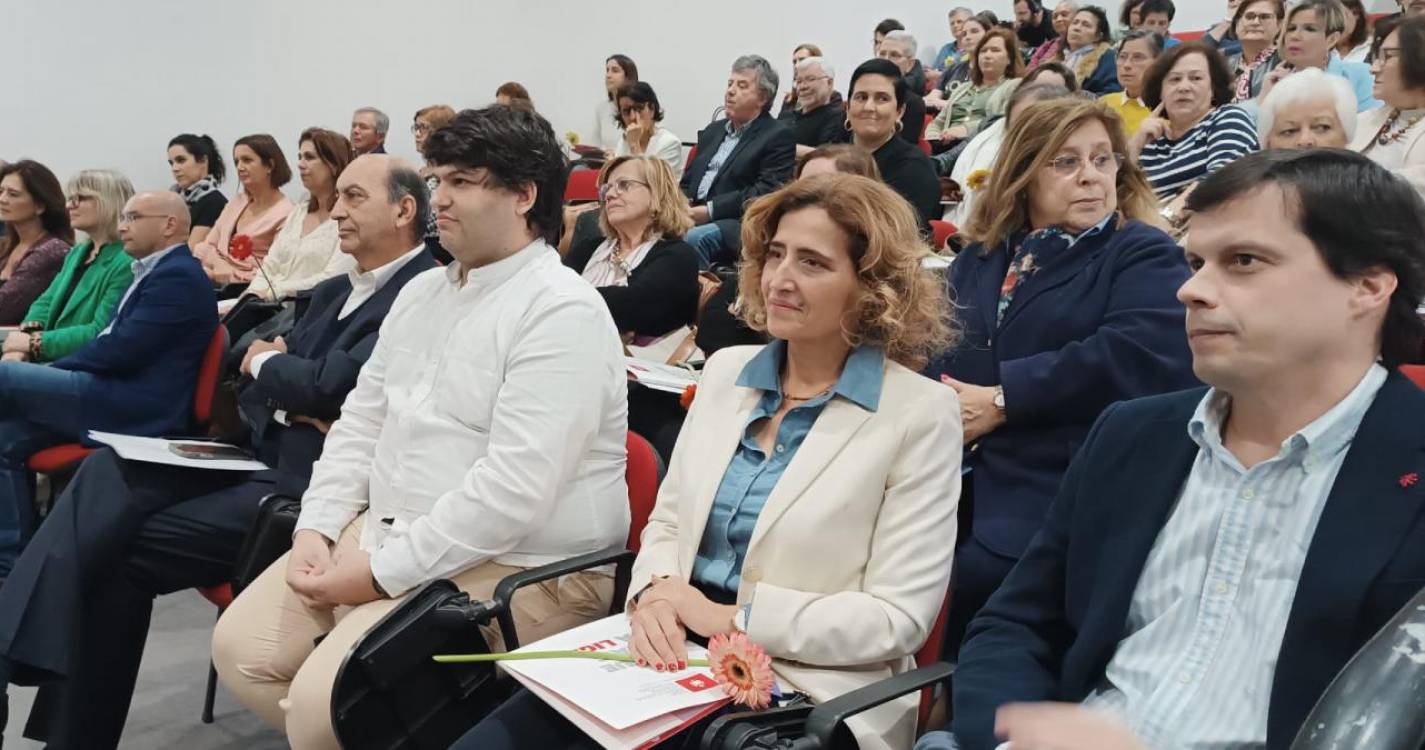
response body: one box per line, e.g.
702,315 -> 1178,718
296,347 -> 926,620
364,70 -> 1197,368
950,373 -> 1425,750
239,249 -> 436,496
1081,48 -> 1123,95
925,219 -> 1197,561
52,246 -> 217,437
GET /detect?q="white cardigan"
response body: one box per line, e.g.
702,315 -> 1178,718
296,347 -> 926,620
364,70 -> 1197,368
243,197 -> 352,300
614,127 -> 686,180
1351,106 -> 1425,200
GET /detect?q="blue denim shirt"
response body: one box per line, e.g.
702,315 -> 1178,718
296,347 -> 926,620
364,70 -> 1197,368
690,341 -> 885,595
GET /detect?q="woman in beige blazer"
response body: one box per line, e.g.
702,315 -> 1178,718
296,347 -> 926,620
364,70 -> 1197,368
452,175 -> 963,750
1351,15 -> 1425,198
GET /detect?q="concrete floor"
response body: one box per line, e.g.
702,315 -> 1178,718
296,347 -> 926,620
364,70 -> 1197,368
4,589 -> 285,750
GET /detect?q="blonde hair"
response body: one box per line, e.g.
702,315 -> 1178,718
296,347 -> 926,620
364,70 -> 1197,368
737,174 -> 956,370
967,98 -> 1161,250
596,156 -> 693,241
66,169 -> 135,245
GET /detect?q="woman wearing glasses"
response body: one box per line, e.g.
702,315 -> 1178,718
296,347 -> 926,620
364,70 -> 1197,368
1351,14 -> 1425,198
563,155 -> 700,341
926,98 -> 1196,655
611,82 -> 685,180
1,169 -> 135,362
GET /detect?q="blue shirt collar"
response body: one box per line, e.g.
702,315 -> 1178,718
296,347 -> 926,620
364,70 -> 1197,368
132,243 -> 182,275
735,339 -> 885,412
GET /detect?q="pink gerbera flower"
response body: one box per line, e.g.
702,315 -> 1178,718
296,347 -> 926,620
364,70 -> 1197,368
707,631 -> 775,710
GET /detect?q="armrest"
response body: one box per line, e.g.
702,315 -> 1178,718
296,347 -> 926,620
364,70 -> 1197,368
489,547 -> 636,651
231,493 -> 302,593
796,662 -> 957,749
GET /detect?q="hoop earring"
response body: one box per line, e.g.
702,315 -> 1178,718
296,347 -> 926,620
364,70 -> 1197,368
844,117 -> 854,131
894,119 -> 904,133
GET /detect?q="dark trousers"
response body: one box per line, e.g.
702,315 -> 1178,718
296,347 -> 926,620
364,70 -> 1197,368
450,687 -> 731,750
943,535 -> 1020,663
0,448 -> 272,749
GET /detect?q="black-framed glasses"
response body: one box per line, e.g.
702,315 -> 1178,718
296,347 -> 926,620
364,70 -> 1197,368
619,103 -> 649,118
1240,11 -> 1277,22
1047,152 -> 1125,176
65,194 -> 96,207
120,212 -> 167,224
599,178 -> 650,202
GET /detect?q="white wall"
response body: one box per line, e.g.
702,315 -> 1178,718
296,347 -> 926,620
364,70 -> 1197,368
0,0 -> 1249,196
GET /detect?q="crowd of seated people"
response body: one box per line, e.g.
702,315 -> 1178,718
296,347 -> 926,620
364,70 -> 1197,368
2,3 -> 1425,748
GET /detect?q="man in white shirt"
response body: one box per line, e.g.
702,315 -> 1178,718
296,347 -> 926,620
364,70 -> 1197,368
212,105 -> 631,749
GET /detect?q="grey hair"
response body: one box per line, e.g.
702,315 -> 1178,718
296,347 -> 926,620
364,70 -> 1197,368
1257,67 -> 1359,143
355,106 -> 390,135
1055,0 -> 1080,10
385,163 -> 430,242
884,29 -> 918,56
795,56 -> 836,80
950,6 -> 975,17
731,54 -> 780,109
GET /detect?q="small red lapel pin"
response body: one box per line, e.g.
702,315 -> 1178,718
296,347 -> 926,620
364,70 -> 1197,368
1400,473 -> 1419,489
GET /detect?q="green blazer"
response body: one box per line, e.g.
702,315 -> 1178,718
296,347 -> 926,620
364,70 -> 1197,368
23,240 -> 134,361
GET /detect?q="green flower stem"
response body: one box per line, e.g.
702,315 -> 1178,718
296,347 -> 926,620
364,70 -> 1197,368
433,650 -> 710,667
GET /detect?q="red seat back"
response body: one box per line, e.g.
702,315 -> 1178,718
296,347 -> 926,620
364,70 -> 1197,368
930,220 -> 957,251
1403,365 -> 1425,389
565,169 -> 600,203
625,431 -> 660,552
192,325 -> 228,426
914,586 -> 953,730
685,145 -> 698,173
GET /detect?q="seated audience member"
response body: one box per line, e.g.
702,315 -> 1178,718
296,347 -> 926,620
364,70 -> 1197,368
795,143 -> 883,180
167,133 -> 228,246
454,173 -> 962,750
1015,0 -> 1060,52
922,149 -> 1425,750
777,43 -> 824,118
929,62 -> 1076,181
1265,0 -> 1380,112
240,128 -> 355,303
846,59 -> 944,230
191,134 -> 295,285
612,82 -> 685,180
1228,0 -> 1284,101
1138,0 -> 1177,39
784,57 -> 846,156
934,8 -> 976,73
1101,31 -> 1166,136
946,83 -> 1075,227
681,55 -> 796,269
927,27 -> 1025,152
565,155 -> 699,341
0,155 -> 438,750
1028,1 -> 1080,71
495,81 -> 534,108
1203,0 -> 1246,59
1132,43 -> 1258,220
1063,6 -> 1123,94
1019,60 -> 1079,91
875,19 -> 929,93
925,98 -> 1197,656
877,30 -> 933,142
1352,14 -> 1425,197
1338,0 -> 1374,62
593,54 -> 638,152
1118,0 -> 1146,34
1258,67 -> 1358,149
413,104 -> 458,265
0,191 -> 216,579
211,105 -> 630,749
349,106 -> 388,155
3,170 -> 134,364
0,161 -> 73,324
932,13 -> 997,96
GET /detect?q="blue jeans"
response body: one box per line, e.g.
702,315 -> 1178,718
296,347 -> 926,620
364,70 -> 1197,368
0,361 -> 94,577
686,223 -> 727,270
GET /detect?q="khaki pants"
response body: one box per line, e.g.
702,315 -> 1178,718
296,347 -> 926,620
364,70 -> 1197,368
211,514 -> 613,750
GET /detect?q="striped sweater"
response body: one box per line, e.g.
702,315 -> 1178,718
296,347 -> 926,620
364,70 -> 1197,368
1139,105 -> 1259,201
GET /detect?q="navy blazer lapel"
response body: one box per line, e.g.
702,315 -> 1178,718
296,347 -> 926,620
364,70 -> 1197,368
710,114 -> 769,192
1269,372 -> 1425,746
998,226 -> 1111,332
112,245 -> 190,325
965,247 -> 1009,339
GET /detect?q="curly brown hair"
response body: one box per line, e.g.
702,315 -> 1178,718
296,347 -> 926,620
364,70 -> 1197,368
736,175 -> 956,370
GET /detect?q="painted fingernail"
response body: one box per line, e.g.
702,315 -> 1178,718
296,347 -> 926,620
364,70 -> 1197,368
678,661 -> 687,670
637,659 -> 646,667
655,664 -> 664,672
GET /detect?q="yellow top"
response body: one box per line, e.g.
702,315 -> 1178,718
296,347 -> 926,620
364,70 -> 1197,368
1100,92 -> 1153,137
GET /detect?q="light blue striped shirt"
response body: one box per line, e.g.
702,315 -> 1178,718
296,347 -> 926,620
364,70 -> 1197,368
1081,363 -> 1388,749
694,119 -> 748,210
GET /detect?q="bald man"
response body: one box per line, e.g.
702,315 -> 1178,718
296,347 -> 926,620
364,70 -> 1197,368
0,159 -> 438,748
0,190 -> 216,586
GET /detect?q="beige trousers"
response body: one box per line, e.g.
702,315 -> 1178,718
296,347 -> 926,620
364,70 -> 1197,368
210,514 -> 613,750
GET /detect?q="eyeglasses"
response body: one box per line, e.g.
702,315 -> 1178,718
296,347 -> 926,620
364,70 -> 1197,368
598,178 -> 650,202
65,194 -> 96,207
120,212 -> 166,224
1240,11 -> 1277,22
411,122 -> 433,135
1047,152 -> 1125,176
618,103 -> 649,118
794,75 -> 831,85
1379,47 -> 1403,63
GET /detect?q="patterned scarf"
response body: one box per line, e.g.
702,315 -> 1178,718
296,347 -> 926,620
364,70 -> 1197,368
175,176 -> 220,205
997,227 -> 1074,326
1233,46 -> 1276,103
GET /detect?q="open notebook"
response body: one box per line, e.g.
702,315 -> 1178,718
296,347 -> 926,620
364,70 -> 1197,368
499,615 -> 730,750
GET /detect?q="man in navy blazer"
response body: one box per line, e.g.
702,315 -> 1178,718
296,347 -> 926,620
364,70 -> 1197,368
0,155 -> 437,748
923,151 -> 1425,749
0,191 -> 215,580
681,54 -> 796,269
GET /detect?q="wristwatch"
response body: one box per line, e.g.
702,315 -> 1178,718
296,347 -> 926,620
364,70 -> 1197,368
992,386 -> 1005,412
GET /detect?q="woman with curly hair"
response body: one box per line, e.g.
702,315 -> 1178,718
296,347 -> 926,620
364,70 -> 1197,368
925,97 -> 1198,656
453,173 -> 963,750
